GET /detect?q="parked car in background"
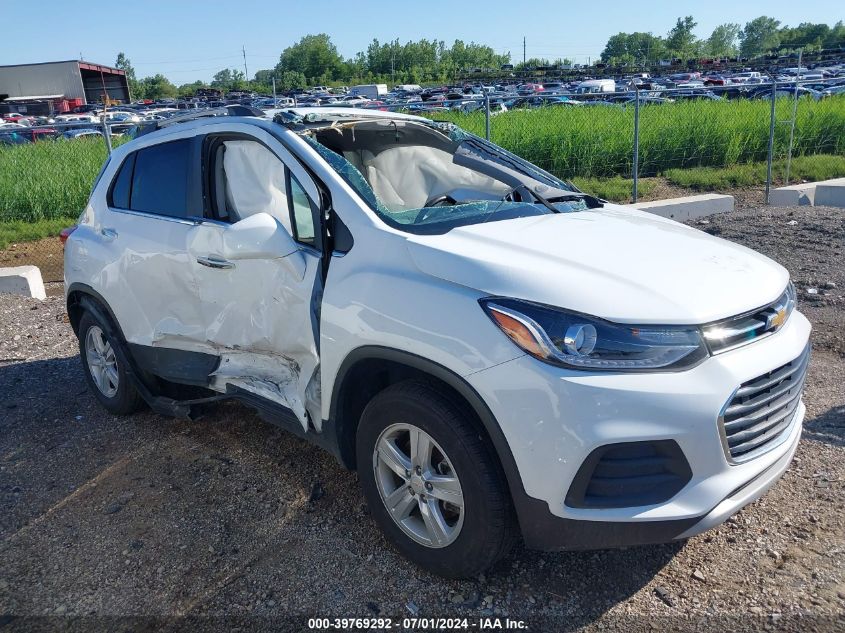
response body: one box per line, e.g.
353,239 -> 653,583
55,114 -> 100,124
732,71 -> 762,83
349,84 -> 388,100
573,79 -> 616,94
70,104 -> 101,114
671,90 -> 723,101
61,129 -> 103,140
1,113 -> 34,125
821,84 -> 845,97
13,127 -> 58,142
751,85 -> 823,101
0,131 -> 31,145
608,94 -> 674,105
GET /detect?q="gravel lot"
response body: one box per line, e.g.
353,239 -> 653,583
1,205 -> 843,632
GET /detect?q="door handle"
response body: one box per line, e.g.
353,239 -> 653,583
196,255 -> 235,270
100,227 -> 118,240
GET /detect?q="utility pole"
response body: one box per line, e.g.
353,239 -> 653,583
523,37 -> 526,65
242,45 -> 249,81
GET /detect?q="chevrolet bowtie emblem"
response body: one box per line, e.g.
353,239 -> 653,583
766,306 -> 787,330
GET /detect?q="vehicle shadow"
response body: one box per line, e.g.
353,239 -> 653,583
484,540 -> 682,624
802,404 -> 845,447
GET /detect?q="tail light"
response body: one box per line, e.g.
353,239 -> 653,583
59,225 -> 77,245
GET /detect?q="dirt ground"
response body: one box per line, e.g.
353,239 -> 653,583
0,237 -> 64,287
0,205 -> 843,632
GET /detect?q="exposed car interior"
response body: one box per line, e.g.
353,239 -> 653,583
309,119 -> 511,211
299,117 -> 600,234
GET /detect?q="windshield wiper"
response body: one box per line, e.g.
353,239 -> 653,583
547,191 -> 602,207
503,186 -> 601,212
454,140 -> 603,209
503,185 -> 560,213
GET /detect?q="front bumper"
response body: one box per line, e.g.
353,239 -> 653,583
513,403 -> 802,550
465,309 -> 811,550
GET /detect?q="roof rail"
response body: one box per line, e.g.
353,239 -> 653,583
136,105 -> 265,137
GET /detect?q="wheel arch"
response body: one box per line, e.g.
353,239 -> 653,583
329,346 -> 529,511
66,283 -> 128,340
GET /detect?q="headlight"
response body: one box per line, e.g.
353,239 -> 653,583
480,298 -> 708,372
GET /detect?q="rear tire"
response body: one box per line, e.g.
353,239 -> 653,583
356,380 -> 517,578
78,310 -> 144,415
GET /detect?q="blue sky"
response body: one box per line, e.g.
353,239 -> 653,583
2,0 -> 841,83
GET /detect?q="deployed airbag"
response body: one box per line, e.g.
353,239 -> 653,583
360,145 -> 509,210
223,140 -> 291,232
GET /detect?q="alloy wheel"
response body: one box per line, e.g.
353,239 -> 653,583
85,325 -> 119,398
372,423 -> 464,548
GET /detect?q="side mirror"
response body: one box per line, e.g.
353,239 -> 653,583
220,212 -> 307,279
221,212 -> 300,261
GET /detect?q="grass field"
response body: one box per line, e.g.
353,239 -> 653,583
1,96 -> 844,232
0,217 -> 77,251
664,154 -> 845,190
435,95 -> 845,179
570,176 -> 657,201
0,137 -> 110,223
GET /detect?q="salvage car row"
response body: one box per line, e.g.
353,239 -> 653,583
2,70 -> 845,146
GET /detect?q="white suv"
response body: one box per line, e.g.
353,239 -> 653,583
65,107 -> 811,578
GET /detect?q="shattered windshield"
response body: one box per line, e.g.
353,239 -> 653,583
300,119 -> 597,235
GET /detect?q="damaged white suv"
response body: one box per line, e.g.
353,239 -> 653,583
65,107 -> 811,578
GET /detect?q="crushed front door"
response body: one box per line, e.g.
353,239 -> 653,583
185,129 -> 324,431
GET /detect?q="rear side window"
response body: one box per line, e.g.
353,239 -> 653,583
130,139 -> 191,217
109,153 -> 135,209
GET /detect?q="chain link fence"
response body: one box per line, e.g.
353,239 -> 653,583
1,78 -> 844,283
405,78 -> 845,202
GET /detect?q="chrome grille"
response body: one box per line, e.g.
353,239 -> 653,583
719,344 -> 810,463
703,284 -> 795,354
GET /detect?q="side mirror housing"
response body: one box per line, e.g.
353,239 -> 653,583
222,212 -> 299,260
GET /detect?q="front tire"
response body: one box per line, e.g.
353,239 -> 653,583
78,310 -> 144,415
356,380 -> 516,578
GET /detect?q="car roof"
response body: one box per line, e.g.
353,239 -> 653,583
116,106 -> 437,157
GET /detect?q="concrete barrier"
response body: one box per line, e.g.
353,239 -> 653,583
769,177 -> 845,207
769,183 -> 817,207
630,193 -> 734,221
0,265 -> 47,300
814,182 -> 845,208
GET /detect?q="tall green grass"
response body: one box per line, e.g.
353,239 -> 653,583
1,96 -> 844,224
0,137 -> 109,222
0,216 -> 78,250
570,176 -> 656,202
434,95 -> 845,179
664,154 -> 845,190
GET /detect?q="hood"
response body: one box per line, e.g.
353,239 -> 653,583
405,205 -> 788,325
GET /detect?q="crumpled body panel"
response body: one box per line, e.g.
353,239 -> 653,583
182,222 -> 323,431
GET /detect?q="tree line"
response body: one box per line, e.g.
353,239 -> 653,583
600,17 -> 845,65
115,18 -> 845,100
